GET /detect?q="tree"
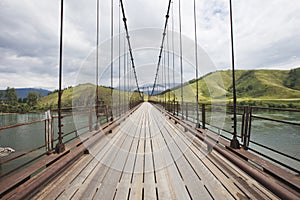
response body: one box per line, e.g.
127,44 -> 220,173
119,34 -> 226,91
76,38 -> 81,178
0,91 -> 2,103
18,98 -> 23,103
5,87 -> 18,105
27,91 -> 38,106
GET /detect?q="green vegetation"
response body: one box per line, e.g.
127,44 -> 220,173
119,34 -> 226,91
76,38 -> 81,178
2,68 -> 299,113
154,68 -> 300,108
0,87 -> 41,113
36,83 -> 143,111
284,68 -> 300,90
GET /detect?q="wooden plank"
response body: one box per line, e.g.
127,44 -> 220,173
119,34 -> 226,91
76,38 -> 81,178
129,104 -> 153,200
151,110 -> 191,200
152,104 -> 252,199
180,130 -> 250,199
114,140 -> 139,200
143,109 -> 156,200
56,126 -> 125,199
167,120 -> 235,199
4,143 -> 87,200
114,110 -> 145,200
129,126 -> 145,200
161,121 -> 212,200
234,148 -> 300,191
197,124 -> 299,192
69,130 -> 127,200
151,133 -> 175,199
32,154 -> 93,200
25,102 -> 293,199
0,149 -> 70,198
211,150 -> 280,200
21,118 -> 126,198
93,122 -> 135,200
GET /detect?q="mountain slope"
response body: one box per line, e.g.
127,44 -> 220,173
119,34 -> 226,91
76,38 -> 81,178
37,84 -> 142,110
37,68 -> 300,110
284,68 -> 300,90
156,68 -> 300,102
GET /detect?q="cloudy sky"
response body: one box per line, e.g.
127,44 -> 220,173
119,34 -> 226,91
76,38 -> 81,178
1,0 -> 300,90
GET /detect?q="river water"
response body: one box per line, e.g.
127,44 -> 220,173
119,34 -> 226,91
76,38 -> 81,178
0,109 -> 299,178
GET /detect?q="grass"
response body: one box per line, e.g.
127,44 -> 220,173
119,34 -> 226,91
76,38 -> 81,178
37,68 -> 300,110
37,83 -> 143,111
153,68 -> 300,108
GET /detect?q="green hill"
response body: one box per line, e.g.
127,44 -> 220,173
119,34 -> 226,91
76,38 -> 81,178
36,83 -> 142,110
37,68 -> 300,110
155,68 -> 300,108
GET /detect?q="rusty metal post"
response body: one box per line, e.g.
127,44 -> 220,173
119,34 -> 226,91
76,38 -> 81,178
55,0 -> 65,153
89,107 -> 93,132
185,103 -> 188,120
244,106 -> 249,149
105,105 -> 109,123
229,0 -> 240,149
241,106 -> 246,140
202,104 -> 206,129
247,107 -> 252,148
243,106 -> 250,150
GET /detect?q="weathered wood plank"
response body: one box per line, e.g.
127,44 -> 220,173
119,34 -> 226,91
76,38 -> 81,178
32,154 -> 93,200
151,111 -> 191,200
70,131 -> 127,200
161,121 -> 212,200
171,121 -> 246,199
129,130 -> 145,200
28,103 -> 291,200
93,118 -> 136,200
113,109 -> 146,200
56,126 -> 125,199
143,110 -> 156,200
151,134 -> 175,200
167,121 -> 234,200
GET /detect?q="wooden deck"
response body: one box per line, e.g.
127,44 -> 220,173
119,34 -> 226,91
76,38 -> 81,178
32,102 -> 279,200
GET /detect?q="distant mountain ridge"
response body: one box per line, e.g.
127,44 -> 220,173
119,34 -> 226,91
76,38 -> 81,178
0,88 -> 51,99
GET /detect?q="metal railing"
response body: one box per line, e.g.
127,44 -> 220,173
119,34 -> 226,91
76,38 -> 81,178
0,101 -> 140,180
152,100 -> 300,174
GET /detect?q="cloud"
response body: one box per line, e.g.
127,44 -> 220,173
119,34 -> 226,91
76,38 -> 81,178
0,0 -> 300,90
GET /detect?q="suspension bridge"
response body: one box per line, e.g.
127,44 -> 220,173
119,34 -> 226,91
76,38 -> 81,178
0,0 -> 300,199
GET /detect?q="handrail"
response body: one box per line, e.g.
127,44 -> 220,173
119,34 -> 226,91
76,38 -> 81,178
152,102 -> 300,199
252,115 -> 300,126
152,100 -> 300,174
0,103 -> 141,180
0,119 -> 45,131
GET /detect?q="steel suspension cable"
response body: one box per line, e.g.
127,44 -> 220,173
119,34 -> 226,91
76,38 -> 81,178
118,3 -> 121,115
127,51 -> 130,104
172,2 -> 175,102
123,34 -> 126,108
119,0 -> 142,99
95,0 -> 100,128
193,0 -> 200,128
163,43 -> 166,105
56,0 -> 65,153
127,50 -> 130,104
150,0 -> 172,96
229,0 -> 240,149
110,0 -> 114,120
178,0 -> 184,119
167,25 -> 170,103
